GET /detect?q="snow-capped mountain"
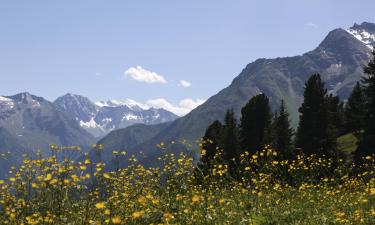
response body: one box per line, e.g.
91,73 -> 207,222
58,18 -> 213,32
95,99 -> 149,111
54,94 -> 179,137
0,92 -> 95,154
346,22 -> 375,49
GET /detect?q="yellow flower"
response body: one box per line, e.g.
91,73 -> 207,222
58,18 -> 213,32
103,173 -> 110,179
44,174 -> 53,182
163,212 -> 174,221
370,188 -> 375,196
95,202 -> 106,209
80,165 -> 87,170
192,195 -> 201,204
138,196 -> 146,205
132,210 -> 144,219
0,180 -> 4,184
201,149 -> 207,156
111,216 -> 121,224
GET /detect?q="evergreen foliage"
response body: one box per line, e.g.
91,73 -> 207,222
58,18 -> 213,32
273,100 -> 295,159
357,49 -> 375,158
239,94 -> 272,153
344,82 -> 366,136
199,120 -> 224,173
295,74 -> 338,158
222,109 -> 241,175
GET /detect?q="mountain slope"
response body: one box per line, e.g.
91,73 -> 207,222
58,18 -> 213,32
99,22 -> 374,163
54,94 -> 179,137
0,92 -> 95,156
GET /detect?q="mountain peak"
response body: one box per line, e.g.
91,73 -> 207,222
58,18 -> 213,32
346,22 -> 375,49
351,22 -> 375,33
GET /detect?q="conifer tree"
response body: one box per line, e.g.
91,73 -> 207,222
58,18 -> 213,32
273,100 -> 295,159
199,120 -> 224,173
344,82 -> 366,136
295,74 -> 338,157
240,94 -> 272,153
222,109 -> 241,175
357,49 -> 375,158
327,94 -> 345,136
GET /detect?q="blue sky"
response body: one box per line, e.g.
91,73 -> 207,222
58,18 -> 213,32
0,0 -> 374,114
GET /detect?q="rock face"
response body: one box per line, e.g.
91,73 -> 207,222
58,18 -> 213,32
97,22 -> 375,166
54,94 -> 179,138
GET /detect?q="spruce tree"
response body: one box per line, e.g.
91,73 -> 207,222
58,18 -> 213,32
240,94 -> 272,153
357,49 -> 375,158
222,109 -> 241,176
344,82 -> 366,136
295,74 -> 338,157
327,94 -> 345,136
199,120 -> 224,173
273,100 -> 295,159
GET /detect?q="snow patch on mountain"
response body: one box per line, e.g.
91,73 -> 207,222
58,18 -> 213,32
0,96 -> 15,109
346,25 -> 375,49
95,99 -> 149,110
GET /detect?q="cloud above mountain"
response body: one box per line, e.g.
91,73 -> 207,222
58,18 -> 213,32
146,98 -> 205,116
125,66 -> 167,84
179,80 -> 191,87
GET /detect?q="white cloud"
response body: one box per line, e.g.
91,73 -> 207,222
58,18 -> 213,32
146,98 -> 205,116
179,80 -> 191,87
305,23 -> 318,29
124,66 -> 167,84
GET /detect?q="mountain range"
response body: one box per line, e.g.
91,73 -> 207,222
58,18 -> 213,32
1,22 -> 374,172
95,22 -> 375,167
54,94 -> 179,137
0,93 -> 179,176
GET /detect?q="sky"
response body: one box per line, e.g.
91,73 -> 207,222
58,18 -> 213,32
0,0 -> 374,115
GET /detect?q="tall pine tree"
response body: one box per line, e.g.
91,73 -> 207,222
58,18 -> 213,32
240,94 -> 272,153
199,120 -> 224,173
345,82 -> 366,136
357,48 -> 375,159
273,100 -> 295,159
222,109 -> 241,176
295,74 -> 338,157
327,94 -> 345,136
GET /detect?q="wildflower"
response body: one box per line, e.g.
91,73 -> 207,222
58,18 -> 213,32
111,216 -> 121,224
103,173 -> 110,179
95,202 -> 106,209
192,195 -> 201,204
132,210 -> 144,219
163,212 -> 174,221
80,165 -> 87,170
45,174 -> 52,182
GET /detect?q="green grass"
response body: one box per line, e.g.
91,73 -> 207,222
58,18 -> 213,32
337,133 -> 358,155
